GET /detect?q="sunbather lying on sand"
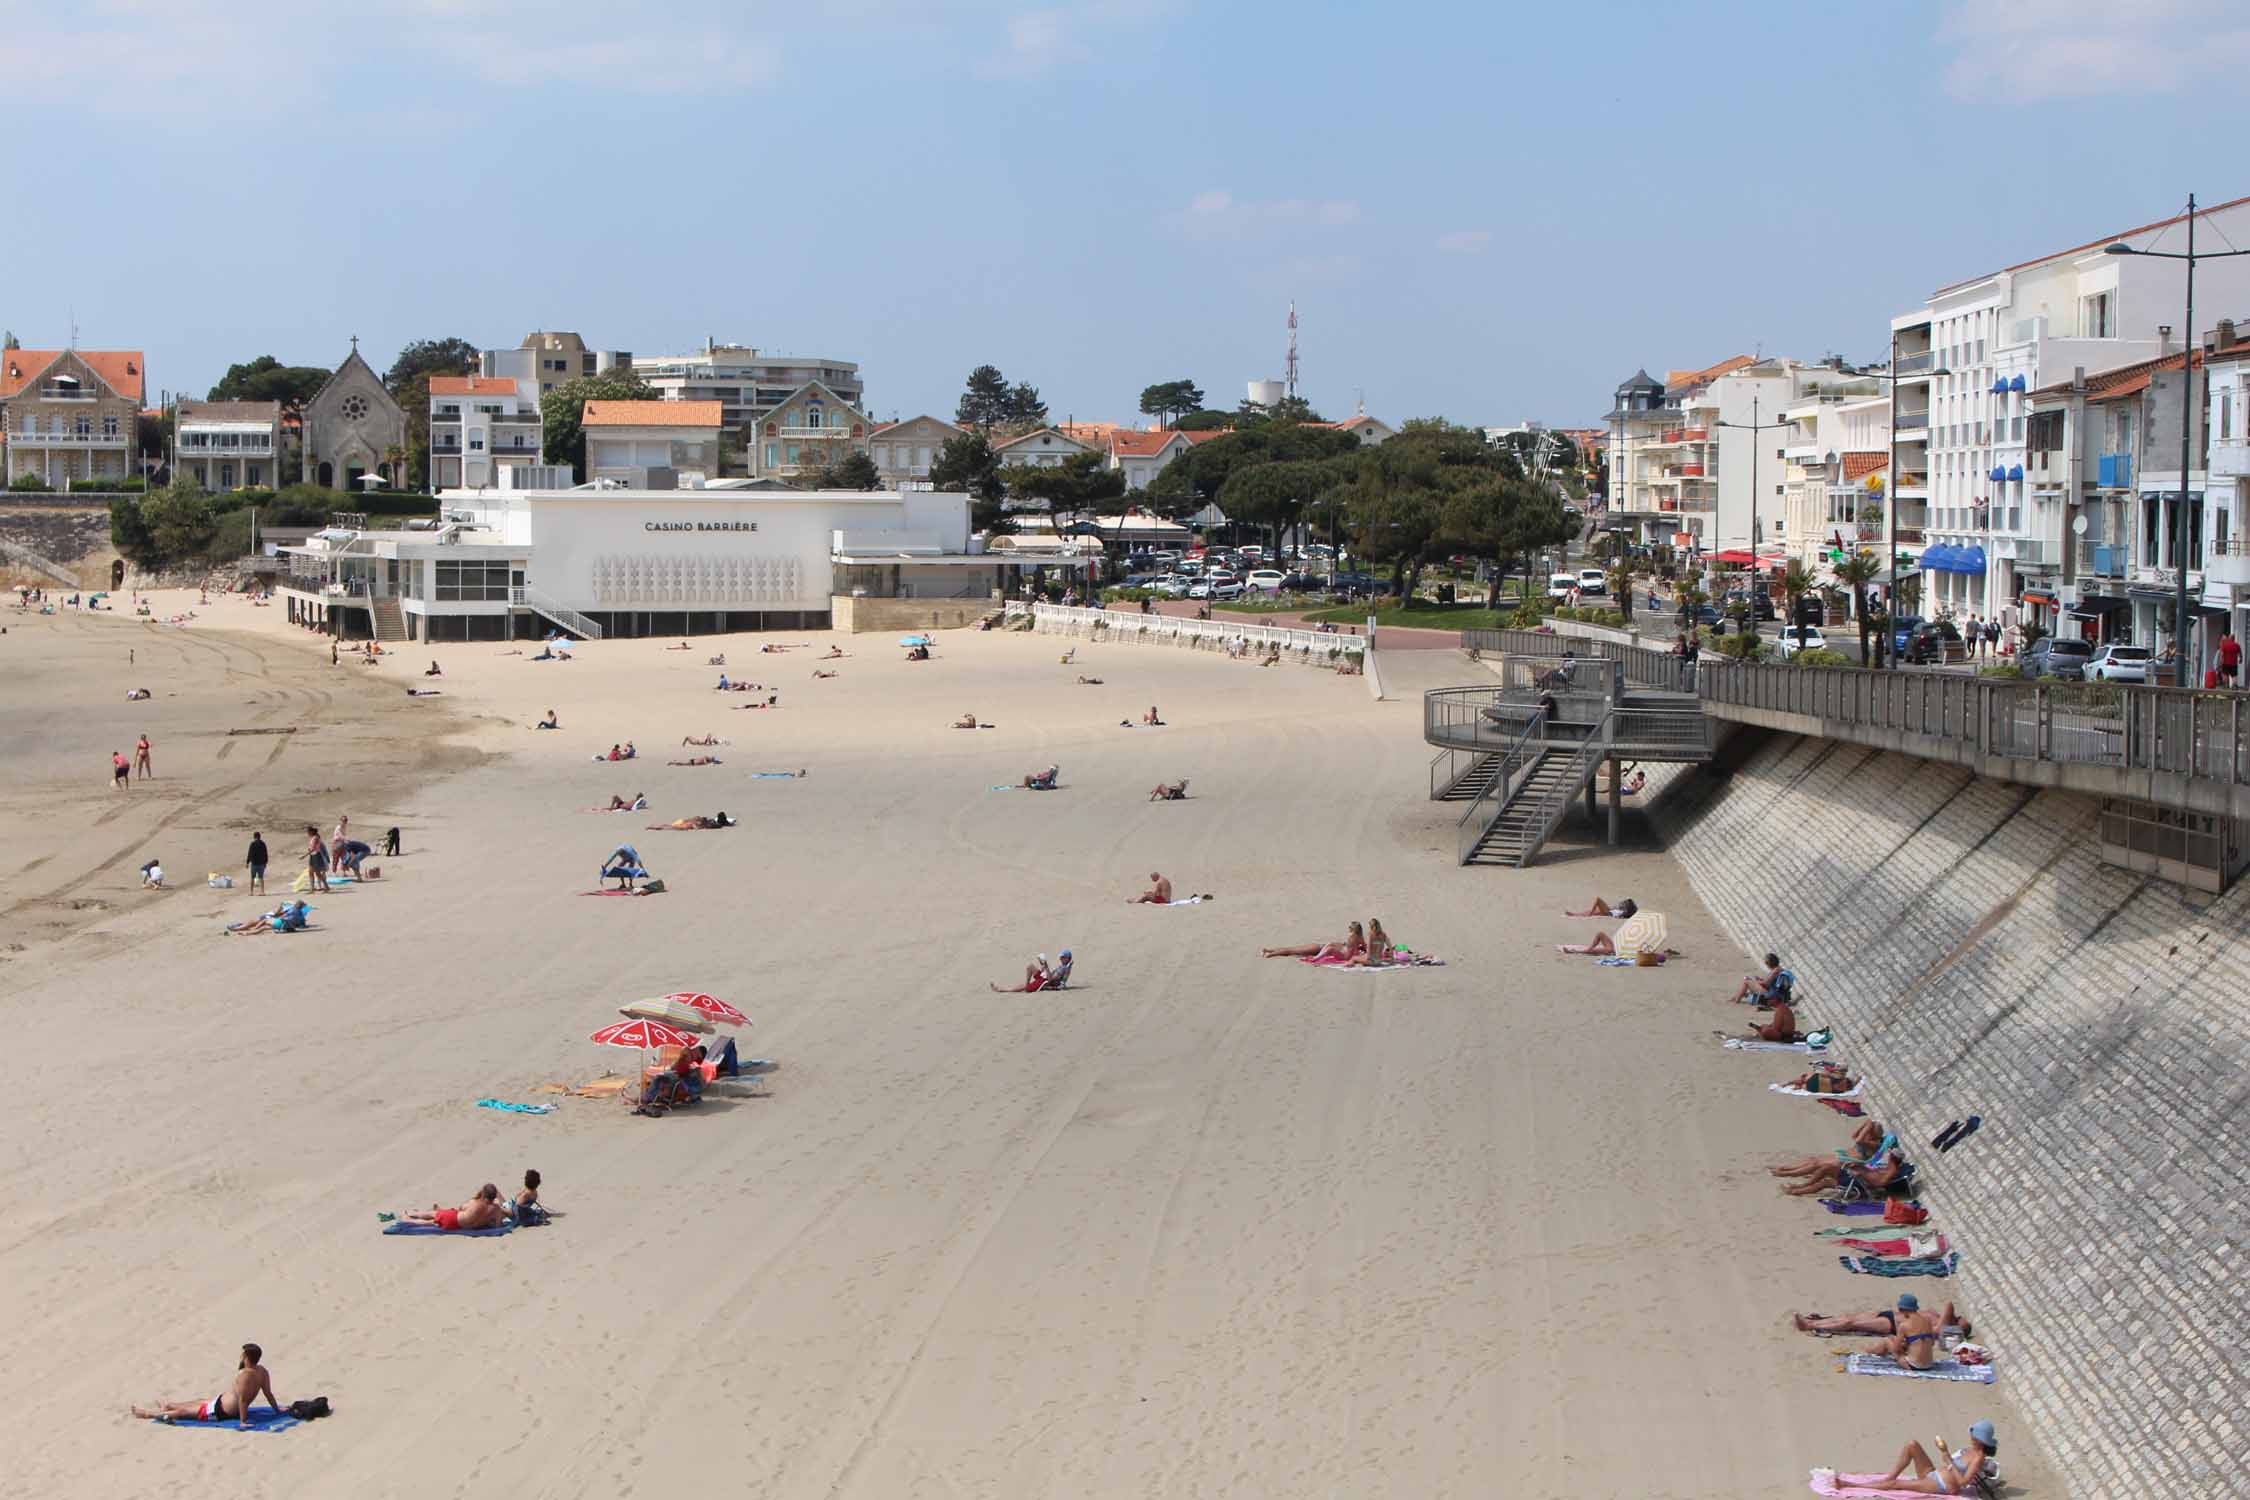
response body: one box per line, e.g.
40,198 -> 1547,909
681,734 -> 722,746
132,1343 -> 281,1428
222,903 -> 293,935
388,1183 -> 505,1231
1019,766 -> 1059,789
1784,1061 -> 1858,1094
648,812 -> 735,830
731,696 -> 779,708
1564,895 -> 1636,917
1263,921 -> 1363,961
1148,779 -> 1188,800
1792,1296 -> 1968,1341
1077,675 -> 1104,684
813,669 -> 838,678
823,646 -> 846,658
669,756 -> 722,766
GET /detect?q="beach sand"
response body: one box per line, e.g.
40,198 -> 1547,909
0,592 -> 2051,1498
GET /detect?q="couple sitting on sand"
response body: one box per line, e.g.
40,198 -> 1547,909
1792,1292 -> 1971,1368
638,1041 -> 748,1109
1770,1119 -> 1911,1199
1261,919 -> 1392,966
223,900 -> 311,935
383,1170 -> 546,1230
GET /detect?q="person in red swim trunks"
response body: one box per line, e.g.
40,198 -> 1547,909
396,1183 -> 505,1231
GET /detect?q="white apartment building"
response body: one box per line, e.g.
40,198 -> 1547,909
428,375 -> 543,489
172,399 -> 279,491
1778,374 -> 1889,575
582,400 -> 723,486
2201,328 -> 2250,659
478,331 -> 633,398
1607,355 -> 1812,554
1897,193 -> 2250,622
632,341 -> 864,433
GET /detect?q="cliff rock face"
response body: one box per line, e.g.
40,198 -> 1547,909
1644,734 -> 2247,1499
0,504 -> 117,588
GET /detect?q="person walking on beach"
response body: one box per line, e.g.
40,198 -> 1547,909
111,749 -> 130,792
246,832 -> 269,895
333,813 -> 350,853
304,825 -> 330,893
132,1342 -> 283,1428
134,734 -> 153,779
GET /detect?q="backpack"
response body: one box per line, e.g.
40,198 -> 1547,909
1883,1198 -> 1929,1226
287,1397 -> 332,1420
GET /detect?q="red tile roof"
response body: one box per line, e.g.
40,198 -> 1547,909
429,375 -> 524,397
0,349 -> 146,402
581,399 -> 724,428
1934,194 -> 2250,297
1842,452 -> 1889,482
1663,355 -> 1754,392
2028,349 -> 2201,403
1111,430 -> 1187,458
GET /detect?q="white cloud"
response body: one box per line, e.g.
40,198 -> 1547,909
1434,230 -> 1492,254
1176,190 -> 1362,240
976,0 -> 1183,78
1937,0 -> 2250,101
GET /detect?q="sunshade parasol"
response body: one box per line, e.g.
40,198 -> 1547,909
589,1017 -> 703,1050
897,634 -> 932,647
618,997 -> 716,1032
664,991 -> 749,1027
1613,911 -> 1668,958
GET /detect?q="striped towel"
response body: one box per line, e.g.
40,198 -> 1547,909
1724,1037 -> 1826,1053
1843,1353 -> 1995,1384
1840,1251 -> 1957,1278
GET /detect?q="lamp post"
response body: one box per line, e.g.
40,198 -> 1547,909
2106,193 -> 2250,681
1715,394 -> 1788,633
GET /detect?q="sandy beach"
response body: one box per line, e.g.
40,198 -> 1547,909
0,592 -> 2051,1499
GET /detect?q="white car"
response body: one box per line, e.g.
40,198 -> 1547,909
1577,567 -> 1608,596
1156,574 -> 1193,598
1774,625 -> 1827,658
1244,569 -> 1286,592
2086,643 -> 2150,682
1548,572 -> 1578,601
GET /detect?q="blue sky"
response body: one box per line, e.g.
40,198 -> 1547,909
11,0 -> 2250,428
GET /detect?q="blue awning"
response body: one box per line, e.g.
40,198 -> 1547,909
1988,466 -> 2008,482
1990,378 -> 2008,394
2009,374 -> 2027,392
1922,544 -> 1956,572
2007,464 -> 2024,481
1958,545 -> 1987,576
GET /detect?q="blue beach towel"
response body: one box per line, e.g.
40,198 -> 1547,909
157,1405 -> 300,1433
475,1099 -> 554,1115
383,1220 -> 513,1237
751,771 -> 800,779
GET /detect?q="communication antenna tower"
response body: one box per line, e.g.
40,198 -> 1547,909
1285,302 -> 1299,401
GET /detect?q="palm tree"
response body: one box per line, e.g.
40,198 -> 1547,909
381,443 -> 407,492
1833,553 -> 1882,665
1778,559 -> 1816,635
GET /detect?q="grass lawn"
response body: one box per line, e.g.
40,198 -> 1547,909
1300,601 -> 1523,631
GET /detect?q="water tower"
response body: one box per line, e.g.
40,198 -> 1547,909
1246,379 -> 1284,409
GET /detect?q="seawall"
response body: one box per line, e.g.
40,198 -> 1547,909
1643,733 -> 2247,1497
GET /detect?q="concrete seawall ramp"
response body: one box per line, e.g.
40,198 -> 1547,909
1644,731 -> 2248,1497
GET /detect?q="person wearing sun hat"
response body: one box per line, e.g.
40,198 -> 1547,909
1855,1418 -> 1997,1494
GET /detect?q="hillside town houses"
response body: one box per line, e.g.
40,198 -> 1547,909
1605,193 -> 2250,681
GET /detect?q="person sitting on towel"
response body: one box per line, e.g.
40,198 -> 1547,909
1793,1296 -> 1969,1341
1729,952 -> 1792,1006
132,1343 -> 283,1428
1862,1293 -> 1947,1370
1564,895 -> 1637,918
513,1170 -> 547,1226
395,1183 -> 505,1231
1770,1120 -> 1882,1183
1127,872 -> 1173,905
1773,1121 -> 1910,1198
1860,1419 -> 1998,1496
1022,765 -> 1058,789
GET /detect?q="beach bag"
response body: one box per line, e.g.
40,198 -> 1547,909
1882,1199 -> 1929,1226
640,878 -> 667,894
287,1397 -> 332,1421
208,874 -> 233,888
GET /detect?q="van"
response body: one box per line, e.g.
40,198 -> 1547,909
1577,567 -> 1608,595
1548,573 -> 1578,601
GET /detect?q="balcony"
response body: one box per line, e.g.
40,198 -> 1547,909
487,412 -> 539,425
37,384 -> 96,401
2211,436 -> 2250,480
2208,535 -> 2250,588
179,437 -> 274,453
776,425 -> 855,440
2077,540 -> 2126,577
1679,427 -> 1710,442
1894,350 -> 1935,375
1894,411 -> 1929,431
10,429 -> 126,447
2097,453 -> 2133,489
2026,450 -> 2064,484
1895,473 -> 1929,495
1676,463 -> 1705,478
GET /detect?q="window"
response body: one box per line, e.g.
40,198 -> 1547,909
434,559 -> 512,602
75,416 -> 90,436
2081,292 -> 2114,338
102,415 -> 118,437
764,442 -> 778,468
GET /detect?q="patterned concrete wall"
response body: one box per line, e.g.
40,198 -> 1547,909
1644,735 -> 2247,1498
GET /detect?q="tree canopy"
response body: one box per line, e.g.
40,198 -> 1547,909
955,365 -> 1049,433
930,430 -> 1010,532
207,356 -> 330,415
801,447 -> 881,491
1138,379 -> 1206,427
384,338 -> 479,395
998,452 -> 1125,535
540,371 -> 658,476
1332,425 -> 1571,596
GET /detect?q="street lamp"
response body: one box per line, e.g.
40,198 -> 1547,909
1715,393 -> 1788,629
2105,192 -> 2250,681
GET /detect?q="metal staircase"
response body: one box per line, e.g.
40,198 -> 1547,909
1456,713 -> 1611,867
513,585 -> 604,641
369,598 -> 407,642
1430,748 -> 1504,800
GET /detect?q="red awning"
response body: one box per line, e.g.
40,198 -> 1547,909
2021,591 -> 2057,607
1708,549 -> 1757,566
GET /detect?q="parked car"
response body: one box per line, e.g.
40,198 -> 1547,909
1280,571 -> 1326,592
1156,574 -> 1193,598
1244,569 -> 1287,593
2085,643 -> 2151,682
2021,636 -> 2094,679
1209,580 -> 1245,601
1774,625 -> 1828,659
1577,567 -> 1608,596
1686,603 -> 1726,633
1329,571 -> 1381,597
1548,572 -> 1579,601
1903,622 -> 1964,666
1888,615 -> 1926,656
1238,545 -> 1265,563
1123,573 -> 1167,588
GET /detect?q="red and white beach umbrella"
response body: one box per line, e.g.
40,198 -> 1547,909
589,1017 -> 704,1051
664,991 -> 749,1028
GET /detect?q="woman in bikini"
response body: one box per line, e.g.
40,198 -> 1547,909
1564,896 -> 1636,918
1858,1420 -> 1996,1496
1342,919 -> 1395,966
1262,921 -> 1364,961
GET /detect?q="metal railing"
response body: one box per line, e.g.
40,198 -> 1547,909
1456,711 -> 1550,864
1514,716 -> 1615,865
512,585 -> 605,641
1018,601 -> 1365,662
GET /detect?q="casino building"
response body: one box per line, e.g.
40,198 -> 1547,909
274,470 -> 1094,642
